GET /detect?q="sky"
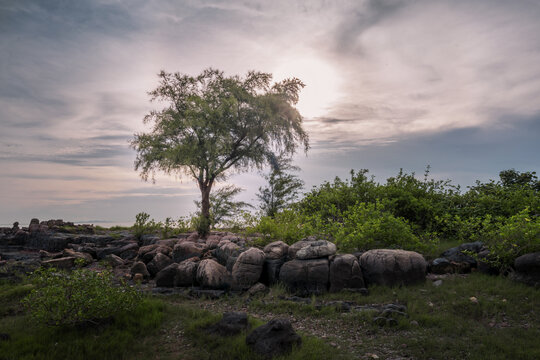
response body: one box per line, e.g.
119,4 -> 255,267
1,0 -> 539,226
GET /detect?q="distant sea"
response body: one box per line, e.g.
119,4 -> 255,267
1,220 -> 133,228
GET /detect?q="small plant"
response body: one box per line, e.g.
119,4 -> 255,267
133,212 -> 160,240
22,267 -> 142,327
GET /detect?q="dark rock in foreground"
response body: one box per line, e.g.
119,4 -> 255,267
246,318 -> 302,358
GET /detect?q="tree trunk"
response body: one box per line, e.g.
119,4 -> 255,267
198,184 -> 212,236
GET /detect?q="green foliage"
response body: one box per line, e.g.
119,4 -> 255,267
257,154 -> 304,217
479,208 -> 540,271
160,216 -> 192,238
132,212 -> 160,240
22,267 -> 142,327
194,185 -> 253,229
131,68 -> 310,235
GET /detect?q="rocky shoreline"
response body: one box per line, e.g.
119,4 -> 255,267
1,218 -> 539,292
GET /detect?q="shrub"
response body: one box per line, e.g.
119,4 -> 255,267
133,212 -> 160,240
22,267 -> 142,327
480,208 -> 540,271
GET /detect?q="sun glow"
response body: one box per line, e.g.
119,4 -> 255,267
273,57 -> 341,119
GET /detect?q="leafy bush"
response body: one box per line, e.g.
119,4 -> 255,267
22,267 -> 142,327
332,202 -> 430,252
132,212 -> 161,240
480,208 -> 540,271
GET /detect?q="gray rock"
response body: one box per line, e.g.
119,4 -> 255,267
196,259 -> 230,289
279,258 -> 329,296
206,312 -> 248,336
295,240 -> 337,260
247,282 -> 268,296
232,247 -> 265,289
511,252 -> 540,287
287,239 -> 316,260
246,318 -> 302,358
147,252 -> 173,276
360,249 -> 426,286
329,254 -> 365,292
174,259 -> 199,287
104,254 -> 125,267
42,257 -> 76,269
214,240 -> 243,266
263,241 -> 289,260
130,261 -> 150,278
172,241 -> 206,263
155,262 -> 180,287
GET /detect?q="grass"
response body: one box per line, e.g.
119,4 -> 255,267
0,272 -> 538,360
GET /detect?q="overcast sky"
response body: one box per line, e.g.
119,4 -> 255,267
1,0 -> 539,226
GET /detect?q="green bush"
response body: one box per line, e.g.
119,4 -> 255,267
332,202 -> 430,252
132,212 -> 160,240
480,208 -> 540,271
22,267 -> 142,327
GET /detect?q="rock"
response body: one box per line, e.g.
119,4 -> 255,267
438,241 -> 484,272
295,240 -> 337,260
329,254 -> 365,292
263,241 -> 289,260
155,262 -> 180,287
287,239 -> 317,260
206,235 -> 222,249
430,258 -> 458,274
246,318 -> 302,358
173,241 -> 206,263
174,259 -> 199,287
156,239 -> 177,248
42,257 -> 76,269
433,279 -> 443,287
62,248 -> 93,265
133,273 -> 144,282
279,258 -> 329,296
477,250 -> 499,275
206,312 -> 248,336
247,282 -> 268,296
226,256 -> 238,273
360,249 -> 426,286
232,247 -> 265,289
214,240 -> 243,266
140,245 -> 172,264
261,257 -> 286,285
511,252 -> 540,286
196,259 -> 230,289
189,288 -> 226,299
104,254 -> 124,267
96,247 -> 122,260
131,261 -> 150,278
147,253 -> 173,276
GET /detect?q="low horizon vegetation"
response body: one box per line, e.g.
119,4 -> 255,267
129,167 -> 539,273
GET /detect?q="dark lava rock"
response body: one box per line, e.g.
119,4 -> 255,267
205,311 -> 248,336
246,318 -> 302,358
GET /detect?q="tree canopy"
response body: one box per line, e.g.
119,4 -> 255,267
131,68 -> 309,234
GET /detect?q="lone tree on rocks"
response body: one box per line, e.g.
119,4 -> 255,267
131,68 -> 309,235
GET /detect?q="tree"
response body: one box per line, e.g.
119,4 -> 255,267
194,185 -> 253,228
131,68 -> 309,234
257,154 -> 304,217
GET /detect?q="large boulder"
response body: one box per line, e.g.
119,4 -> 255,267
104,254 -> 125,267
147,253 -> 173,276
130,261 -> 150,278
511,252 -> 540,287
62,248 -> 93,265
196,259 -> 230,289
329,254 -> 365,292
232,247 -> 266,289
42,257 -> 76,269
214,240 -> 243,266
172,241 -> 206,263
174,259 -> 199,287
360,249 -> 426,286
437,241 -> 484,272
155,262 -> 180,287
263,241 -> 289,260
279,258 -> 329,296
246,318 -> 302,358
295,240 -> 336,260
287,238 -> 317,260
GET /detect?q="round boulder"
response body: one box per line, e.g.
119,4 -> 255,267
130,261 -> 150,278
174,259 -> 199,287
173,241 -> 206,263
360,249 -> 427,286
263,241 -> 289,260
329,254 -> 365,292
232,247 -> 266,289
196,259 -> 230,289
295,240 -> 337,260
147,252 -> 173,276
279,258 -> 329,296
